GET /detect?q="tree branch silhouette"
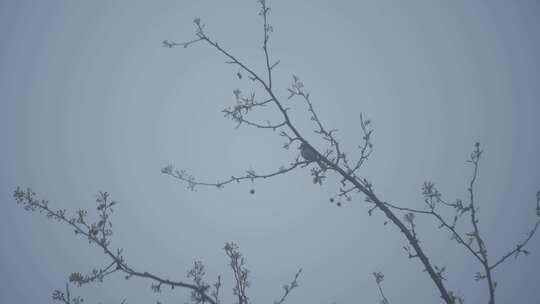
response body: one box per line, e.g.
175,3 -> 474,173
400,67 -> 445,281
373,271 -> 390,304
13,187 -> 301,304
164,1 -> 454,302
12,1 -> 538,303
161,1 -> 539,303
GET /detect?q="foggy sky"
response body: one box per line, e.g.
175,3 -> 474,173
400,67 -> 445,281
1,1 -> 539,303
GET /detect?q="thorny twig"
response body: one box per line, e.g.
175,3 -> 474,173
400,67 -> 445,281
14,1 -> 538,304
14,187 -> 303,304
164,2 -> 540,301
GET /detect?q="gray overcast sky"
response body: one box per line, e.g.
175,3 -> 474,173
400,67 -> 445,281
1,0 -> 539,303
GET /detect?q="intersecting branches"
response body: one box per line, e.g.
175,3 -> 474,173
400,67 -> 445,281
383,143 -> 539,304
13,187 -> 219,304
13,187 -> 304,304
222,91 -> 284,130
69,261 -> 118,287
287,75 -> 344,168
465,143 -> 498,304
19,1 -> 540,303
10,0 -> 538,303
162,2 -> 459,303
163,2 -> 375,194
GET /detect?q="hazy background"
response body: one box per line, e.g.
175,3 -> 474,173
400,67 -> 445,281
1,0 -> 539,303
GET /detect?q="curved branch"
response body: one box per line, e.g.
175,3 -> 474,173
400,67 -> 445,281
490,218 -> 540,271
13,188 -> 218,304
165,4 -> 455,303
162,159 -> 310,190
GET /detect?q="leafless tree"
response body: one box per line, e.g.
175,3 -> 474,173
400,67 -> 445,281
162,1 -> 540,303
13,188 -> 302,304
13,1 -> 539,303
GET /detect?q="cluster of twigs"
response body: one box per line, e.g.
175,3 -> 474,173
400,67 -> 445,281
13,187 -> 301,304
160,1 -> 540,303
373,272 -> 390,304
382,143 -> 539,304
13,0 -> 539,303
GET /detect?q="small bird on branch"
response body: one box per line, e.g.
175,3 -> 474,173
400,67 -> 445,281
299,142 -> 326,170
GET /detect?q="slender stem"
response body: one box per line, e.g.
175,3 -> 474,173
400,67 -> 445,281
490,219 -> 540,270
467,148 -> 495,304
188,26 -> 456,304
261,1 -> 272,89
24,195 -> 218,304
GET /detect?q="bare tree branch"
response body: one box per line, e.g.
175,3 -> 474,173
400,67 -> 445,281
13,1 -> 538,304
163,2 -> 458,303
274,268 -> 302,304
13,187 -> 219,304
373,272 -> 390,304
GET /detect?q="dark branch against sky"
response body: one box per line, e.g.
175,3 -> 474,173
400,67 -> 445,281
1,1 -> 540,303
